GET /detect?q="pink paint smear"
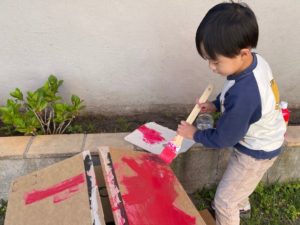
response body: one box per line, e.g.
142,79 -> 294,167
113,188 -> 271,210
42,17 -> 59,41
137,125 -> 165,144
119,154 -> 196,225
24,173 -> 85,205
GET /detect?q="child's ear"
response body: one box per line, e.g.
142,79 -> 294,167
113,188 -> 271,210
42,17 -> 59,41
240,48 -> 251,58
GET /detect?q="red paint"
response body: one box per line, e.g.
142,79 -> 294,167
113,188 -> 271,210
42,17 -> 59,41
24,173 -> 85,205
159,143 -> 177,164
53,185 -> 80,203
282,108 -> 290,124
119,154 -> 196,225
137,125 -> 165,144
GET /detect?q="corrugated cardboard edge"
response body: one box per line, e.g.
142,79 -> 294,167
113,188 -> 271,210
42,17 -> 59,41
82,150 -> 106,225
98,146 -> 129,225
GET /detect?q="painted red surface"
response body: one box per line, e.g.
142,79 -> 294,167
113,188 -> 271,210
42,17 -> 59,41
53,185 -> 80,203
106,166 -> 127,224
159,143 -> 177,164
24,173 -> 85,205
119,154 -> 196,225
137,125 -> 165,144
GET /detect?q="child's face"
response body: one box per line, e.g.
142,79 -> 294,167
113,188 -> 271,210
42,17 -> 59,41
200,44 -> 251,76
205,55 -> 244,76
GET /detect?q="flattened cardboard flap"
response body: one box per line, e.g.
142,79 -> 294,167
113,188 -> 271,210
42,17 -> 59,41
5,151 -> 105,225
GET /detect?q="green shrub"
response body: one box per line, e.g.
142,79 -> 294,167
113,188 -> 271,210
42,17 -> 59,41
0,75 -> 85,135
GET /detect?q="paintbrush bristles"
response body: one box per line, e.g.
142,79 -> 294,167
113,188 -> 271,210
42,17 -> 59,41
159,142 -> 178,164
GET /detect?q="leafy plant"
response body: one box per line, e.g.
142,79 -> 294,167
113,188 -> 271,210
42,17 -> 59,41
0,75 -> 85,135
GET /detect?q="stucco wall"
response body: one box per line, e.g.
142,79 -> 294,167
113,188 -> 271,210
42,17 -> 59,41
0,0 -> 299,114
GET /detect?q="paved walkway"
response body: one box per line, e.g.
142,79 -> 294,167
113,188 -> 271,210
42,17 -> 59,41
0,127 -> 299,159
0,126 -> 300,199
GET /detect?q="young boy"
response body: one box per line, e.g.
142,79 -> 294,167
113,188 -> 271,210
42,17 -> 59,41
177,2 -> 286,225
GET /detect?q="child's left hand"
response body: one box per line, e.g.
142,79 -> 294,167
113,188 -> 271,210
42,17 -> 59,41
177,121 -> 197,140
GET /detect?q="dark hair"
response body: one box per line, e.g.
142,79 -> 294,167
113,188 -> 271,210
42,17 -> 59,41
195,1 -> 258,60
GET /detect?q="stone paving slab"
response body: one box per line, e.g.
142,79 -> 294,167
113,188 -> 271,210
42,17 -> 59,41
1,129 -> 300,199
0,136 -> 31,159
0,157 -> 66,200
26,134 -> 84,158
285,126 -> 300,147
84,133 -> 134,155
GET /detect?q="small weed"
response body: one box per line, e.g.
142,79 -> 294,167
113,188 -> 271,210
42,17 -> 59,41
192,186 -> 217,210
116,117 -> 130,132
163,111 -> 173,118
193,185 -> 217,210
85,122 -> 96,133
66,124 -> 84,133
0,199 -> 7,225
66,121 -> 96,134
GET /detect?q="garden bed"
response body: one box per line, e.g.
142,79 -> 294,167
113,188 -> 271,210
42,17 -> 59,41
0,112 -> 187,136
1,108 -> 300,137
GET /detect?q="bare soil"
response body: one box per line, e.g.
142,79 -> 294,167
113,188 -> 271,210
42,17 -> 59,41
68,107 -> 300,134
69,112 -> 187,133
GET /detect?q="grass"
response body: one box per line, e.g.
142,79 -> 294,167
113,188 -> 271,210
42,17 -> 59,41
193,180 -> 300,225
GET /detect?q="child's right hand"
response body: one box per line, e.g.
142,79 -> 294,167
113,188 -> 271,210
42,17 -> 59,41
196,99 -> 217,113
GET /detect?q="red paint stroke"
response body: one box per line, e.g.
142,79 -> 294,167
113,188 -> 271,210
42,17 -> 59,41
53,185 -> 80,203
24,173 -> 85,205
119,154 -> 196,225
137,125 -> 165,144
159,143 -> 177,164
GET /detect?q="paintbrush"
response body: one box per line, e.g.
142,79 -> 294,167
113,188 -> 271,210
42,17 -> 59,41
159,84 -> 213,164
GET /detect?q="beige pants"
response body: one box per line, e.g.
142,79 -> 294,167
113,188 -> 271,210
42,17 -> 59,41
214,149 -> 277,225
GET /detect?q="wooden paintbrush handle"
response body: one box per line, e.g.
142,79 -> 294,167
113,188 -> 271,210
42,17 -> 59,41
173,84 -> 213,147
186,84 -> 213,124
173,135 -> 184,146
